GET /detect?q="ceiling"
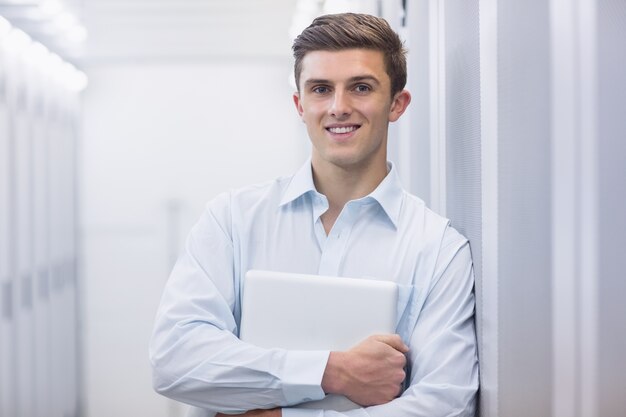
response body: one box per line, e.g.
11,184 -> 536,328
0,0 -> 300,65
82,0 -> 298,63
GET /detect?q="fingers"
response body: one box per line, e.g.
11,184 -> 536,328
323,334 -> 409,406
397,382 -> 405,397
372,334 -> 409,353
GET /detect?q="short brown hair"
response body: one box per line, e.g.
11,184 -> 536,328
292,13 -> 407,96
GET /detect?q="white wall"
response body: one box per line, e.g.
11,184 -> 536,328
80,59 -> 308,417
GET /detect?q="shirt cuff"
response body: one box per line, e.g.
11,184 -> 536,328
282,408 -> 324,417
280,350 -> 329,405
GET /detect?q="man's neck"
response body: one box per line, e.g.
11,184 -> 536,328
312,159 -> 388,234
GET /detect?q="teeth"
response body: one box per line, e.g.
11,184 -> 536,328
329,126 -> 357,134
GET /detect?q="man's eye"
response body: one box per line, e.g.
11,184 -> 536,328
312,86 -> 329,94
354,84 -> 371,93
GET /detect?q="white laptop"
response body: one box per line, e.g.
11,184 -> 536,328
239,269 -> 398,411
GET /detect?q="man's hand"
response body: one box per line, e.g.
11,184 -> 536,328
216,409 -> 281,417
321,334 -> 409,406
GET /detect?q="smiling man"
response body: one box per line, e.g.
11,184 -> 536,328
150,13 -> 478,417
293,47 -> 410,235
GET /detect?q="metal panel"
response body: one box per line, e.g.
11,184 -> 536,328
32,85 -> 51,417
597,0 -> 626,415
549,0 -> 600,415
428,0 -> 447,215
15,94 -> 36,417
405,0 -> 431,203
497,0 -> 553,415
0,69 -> 16,417
478,0 -> 500,415
59,98 -> 80,417
48,108 -> 65,417
0,21 -> 84,417
443,1 -> 483,415
444,0 -> 481,287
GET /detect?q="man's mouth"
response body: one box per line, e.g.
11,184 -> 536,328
326,125 -> 360,134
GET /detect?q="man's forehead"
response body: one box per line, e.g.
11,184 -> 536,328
299,49 -> 388,84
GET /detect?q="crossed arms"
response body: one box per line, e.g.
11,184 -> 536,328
216,334 -> 408,417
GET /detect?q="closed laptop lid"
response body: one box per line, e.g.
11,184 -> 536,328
239,269 -> 398,412
240,269 -> 398,351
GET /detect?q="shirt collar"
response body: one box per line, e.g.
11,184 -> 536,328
279,158 -> 318,206
367,162 -> 404,228
279,159 -> 405,228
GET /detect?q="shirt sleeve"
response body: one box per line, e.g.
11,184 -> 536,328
284,226 -> 479,417
149,194 -> 328,413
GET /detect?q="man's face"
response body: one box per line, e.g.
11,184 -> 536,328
293,49 -> 410,174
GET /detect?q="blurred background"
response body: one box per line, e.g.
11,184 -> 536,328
0,0 -> 624,417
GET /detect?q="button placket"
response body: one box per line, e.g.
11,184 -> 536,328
317,204 -> 356,276
311,193 -> 329,251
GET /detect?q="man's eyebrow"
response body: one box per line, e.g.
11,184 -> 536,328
348,75 -> 381,85
303,75 -> 381,87
303,79 -> 331,87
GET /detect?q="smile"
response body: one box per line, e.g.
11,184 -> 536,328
326,125 -> 360,134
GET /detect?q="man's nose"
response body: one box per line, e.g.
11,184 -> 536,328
329,90 -> 351,118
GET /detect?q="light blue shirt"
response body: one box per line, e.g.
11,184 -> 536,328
150,160 -> 478,417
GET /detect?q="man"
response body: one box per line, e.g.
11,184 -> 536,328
150,13 -> 478,417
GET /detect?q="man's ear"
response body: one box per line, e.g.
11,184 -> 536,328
388,90 -> 411,122
293,92 -> 304,117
